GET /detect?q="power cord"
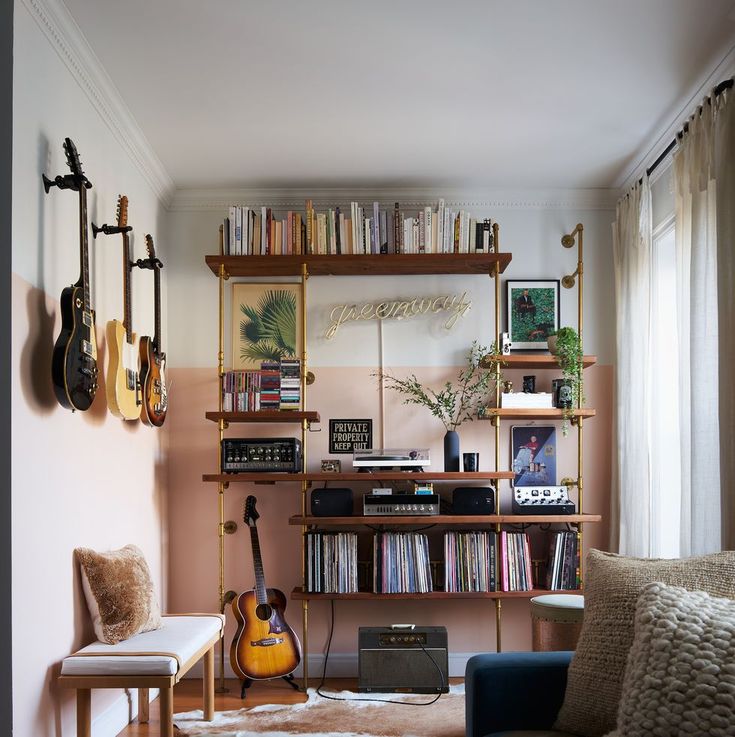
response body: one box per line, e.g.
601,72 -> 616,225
315,601 -> 445,706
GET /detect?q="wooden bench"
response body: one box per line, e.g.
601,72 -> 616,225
58,614 -> 224,737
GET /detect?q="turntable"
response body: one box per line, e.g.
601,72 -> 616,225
352,448 -> 430,472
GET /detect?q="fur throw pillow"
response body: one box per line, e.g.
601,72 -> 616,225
76,544 -> 161,644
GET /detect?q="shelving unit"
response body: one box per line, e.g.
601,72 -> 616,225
203,218 -> 599,691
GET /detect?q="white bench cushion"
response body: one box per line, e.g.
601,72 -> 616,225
61,614 -> 224,677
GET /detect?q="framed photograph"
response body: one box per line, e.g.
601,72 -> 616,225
511,425 -> 557,487
506,279 -> 560,351
231,283 -> 303,369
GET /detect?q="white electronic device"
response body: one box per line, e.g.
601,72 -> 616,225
353,448 -> 429,471
512,485 -> 576,514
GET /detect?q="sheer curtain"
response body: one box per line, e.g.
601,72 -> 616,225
674,87 -> 735,554
613,86 -> 735,557
612,180 -> 652,556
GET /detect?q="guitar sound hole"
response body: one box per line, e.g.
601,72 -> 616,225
255,603 -> 273,621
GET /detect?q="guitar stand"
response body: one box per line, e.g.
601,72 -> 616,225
239,673 -> 301,700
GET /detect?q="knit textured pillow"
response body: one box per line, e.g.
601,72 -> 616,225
76,544 -> 161,644
614,582 -> 735,737
554,549 -> 735,737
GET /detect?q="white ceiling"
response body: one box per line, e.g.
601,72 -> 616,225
62,0 -> 735,191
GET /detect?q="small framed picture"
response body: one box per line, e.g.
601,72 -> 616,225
511,425 -> 557,487
506,279 -> 560,351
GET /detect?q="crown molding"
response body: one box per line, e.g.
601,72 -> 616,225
616,43 -> 735,193
169,187 -> 618,213
20,0 -> 175,206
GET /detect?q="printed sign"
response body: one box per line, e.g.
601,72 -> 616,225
329,419 -> 373,454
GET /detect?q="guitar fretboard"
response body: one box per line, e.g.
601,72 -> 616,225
153,264 -> 162,352
249,524 -> 268,606
79,186 -> 90,313
123,231 -> 133,342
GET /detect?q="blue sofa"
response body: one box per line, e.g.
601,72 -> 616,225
465,651 -> 574,737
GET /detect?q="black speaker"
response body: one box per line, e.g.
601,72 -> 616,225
452,486 -> 495,515
358,626 -> 449,693
310,487 -> 353,517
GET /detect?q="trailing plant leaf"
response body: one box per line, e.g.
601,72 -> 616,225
554,327 -> 584,436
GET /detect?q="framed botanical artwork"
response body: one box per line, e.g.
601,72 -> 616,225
506,279 -> 560,351
511,425 -> 557,487
231,283 -> 303,370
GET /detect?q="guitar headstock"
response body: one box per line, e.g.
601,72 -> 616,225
146,234 -> 157,260
116,195 -> 129,228
63,137 -> 84,178
244,496 -> 259,527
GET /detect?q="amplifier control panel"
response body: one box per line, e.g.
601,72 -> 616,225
221,438 -> 302,473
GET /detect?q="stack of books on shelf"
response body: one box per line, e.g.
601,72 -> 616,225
221,358 -> 301,412
501,392 -> 554,409
546,531 -> 580,590
221,200 -> 495,256
373,532 -> 433,593
499,531 -> 534,592
305,532 -> 359,594
444,531 -> 497,592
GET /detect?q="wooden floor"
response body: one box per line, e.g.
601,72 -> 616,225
119,678 -> 347,736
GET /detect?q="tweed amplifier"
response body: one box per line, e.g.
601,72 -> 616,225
221,438 -> 302,473
358,625 -> 449,693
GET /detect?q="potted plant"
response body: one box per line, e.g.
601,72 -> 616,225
549,327 -> 583,435
378,341 -> 499,471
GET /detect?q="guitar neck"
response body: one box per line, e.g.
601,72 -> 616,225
122,232 -> 132,340
153,266 -> 162,352
249,524 -> 268,605
79,186 -> 90,312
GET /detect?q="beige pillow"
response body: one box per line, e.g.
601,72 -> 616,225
614,582 -> 735,737
554,549 -> 735,737
76,544 -> 161,644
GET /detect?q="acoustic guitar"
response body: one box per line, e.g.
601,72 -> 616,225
95,196 -> 141,420
45,138 -> 99,412
138,235 -> 168,427
230,496 -> 301,693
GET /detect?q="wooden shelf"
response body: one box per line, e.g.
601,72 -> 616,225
290,513 -> 602,526
205,253 -> 512,277
291,588 -> 582,601
205,410 -> 320,424
479,408 -> 596,420
481,354 -> 597,370
203,471 -> 516,483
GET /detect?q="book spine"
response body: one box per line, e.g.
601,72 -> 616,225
437,199 -> 445,254
335,206 -> 342,255
379,209 -> 387,254
393,203 -> 400,254
424,206 -> 432,253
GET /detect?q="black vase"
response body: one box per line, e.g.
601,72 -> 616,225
443,430 -> 460,472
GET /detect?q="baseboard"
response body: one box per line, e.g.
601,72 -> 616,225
88,688 -> 159,737
183,652 -> 480,680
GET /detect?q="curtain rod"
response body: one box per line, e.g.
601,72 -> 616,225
641,77 -> 733,182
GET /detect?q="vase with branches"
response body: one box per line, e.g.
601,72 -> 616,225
377,341 -> 498,470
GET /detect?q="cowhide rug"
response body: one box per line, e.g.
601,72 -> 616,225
174,685 -> 464,737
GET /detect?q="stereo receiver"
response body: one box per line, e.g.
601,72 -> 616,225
221,438 -> 302,473
363,494 -> 440,516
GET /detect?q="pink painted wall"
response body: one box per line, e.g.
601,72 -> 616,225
168,364 -> 611,673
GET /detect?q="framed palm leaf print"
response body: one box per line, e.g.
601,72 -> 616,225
231,283 -> 303,370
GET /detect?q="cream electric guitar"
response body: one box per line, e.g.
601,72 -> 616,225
93,196 -> 141,420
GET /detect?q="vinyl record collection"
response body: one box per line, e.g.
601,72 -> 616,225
222,200 -> 495,256
499,531 -> 534,592
373,532 -> 433,594
305,532 -> 359,594
545,531 -> 580,590
444,531 -> 497,592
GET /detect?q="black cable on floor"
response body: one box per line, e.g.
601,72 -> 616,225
315,601 -> 445,706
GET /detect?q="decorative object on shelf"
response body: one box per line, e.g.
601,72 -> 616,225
522,375 -> 536,393
511,425 -> 557,487
506,279 -> 560,351
502,379 -> 513,393
501,331 -> 512,355
549,327 -> 583,435
378,342 -> 496,471
463,452 -> 479,472
320,459 -> 341,473
231,283 -> 302,369
329,419 -> 373,454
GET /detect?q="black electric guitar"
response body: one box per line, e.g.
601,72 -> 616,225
138,235 -> 168,427
230,496 -> 301,698
45,138 -> 99,412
